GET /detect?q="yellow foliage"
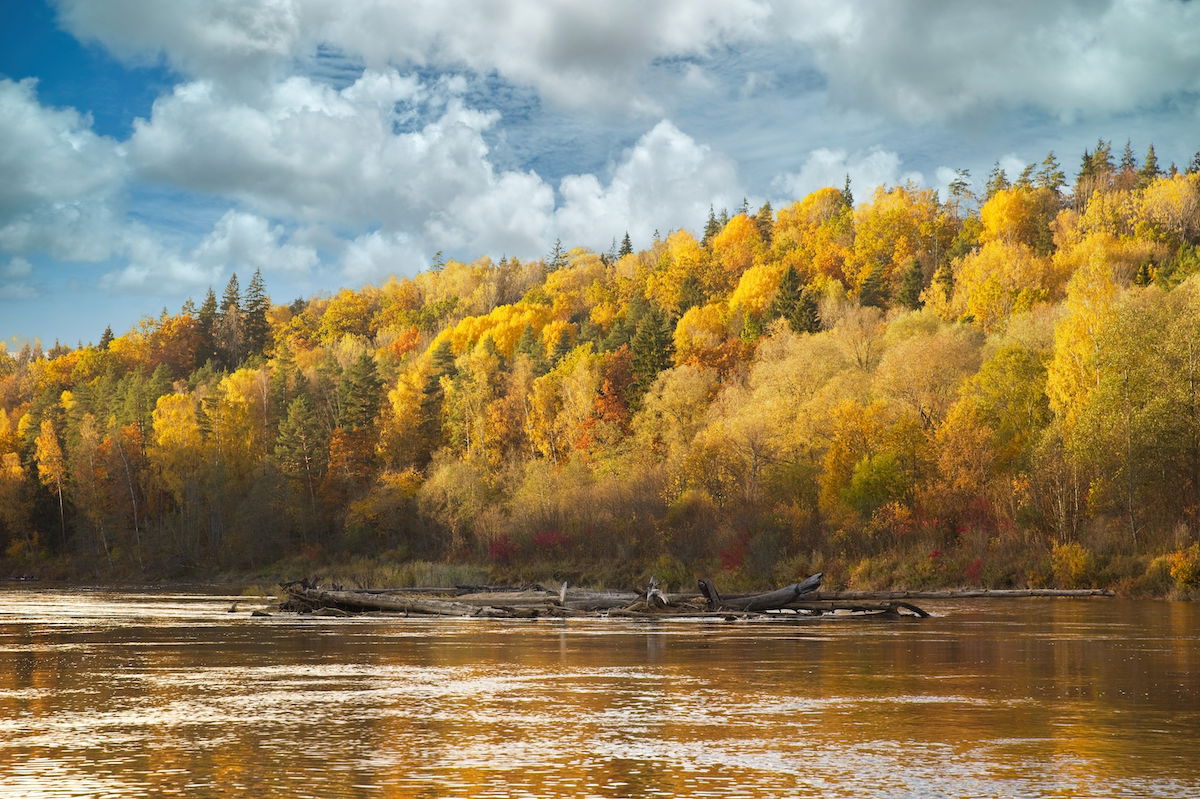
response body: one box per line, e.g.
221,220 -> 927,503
442,302 -> 552,357
949,240 -> 1063,331
1168,543 -> 1200,589
979,186 -> 1060,250
673,302 -> 730,368
540,320 -> 574,358
1046,233 -> 1167,426
710,213 -> 763,283
728,263 -> 784,318
850,185 -> 955,292
645,230 -> 707,313
149,393 -> 202,503
319,288 -> 374,343
1137,173 -> 1200,243
773,188 -> 853,284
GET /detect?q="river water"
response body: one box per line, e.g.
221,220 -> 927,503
0,590 -> 1196,798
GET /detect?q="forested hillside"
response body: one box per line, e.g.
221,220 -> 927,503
3,142 -> 1200,594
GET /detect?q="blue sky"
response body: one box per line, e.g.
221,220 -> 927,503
3,0 -> 1199,349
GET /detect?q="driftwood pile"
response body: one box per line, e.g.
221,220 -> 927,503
280,573 -> 934,620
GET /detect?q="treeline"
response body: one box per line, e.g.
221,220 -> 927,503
3,140 -> 1200,593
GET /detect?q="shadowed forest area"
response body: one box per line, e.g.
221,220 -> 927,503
3,141 -> 1200,595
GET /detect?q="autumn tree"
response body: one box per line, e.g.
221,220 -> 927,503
34,418 -> 67,550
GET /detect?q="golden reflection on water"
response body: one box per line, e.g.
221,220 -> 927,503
0,593 -> 1197,798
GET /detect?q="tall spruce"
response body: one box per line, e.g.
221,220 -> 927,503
243,268 -> 270,358
338,352 -> 383,430
630,307 -> 674,402
618,231 -> 633,257
755,201 -> 773,245
897,258 -> 924,309
702,206 -> 720,245
215,273 -> 244,369
1139,143 -> 1162,187
196,288 -> 219,368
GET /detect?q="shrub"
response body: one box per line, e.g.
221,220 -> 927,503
1051,541 -> 1094,588
1168,543 -> 1200,589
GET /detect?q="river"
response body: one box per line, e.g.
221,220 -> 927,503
0,590 -> 1196,798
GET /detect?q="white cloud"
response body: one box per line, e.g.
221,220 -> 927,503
101,226 -> 222,293
130,70 -> 559,256
772,0 -> 1200,120
56,0 -> 771,112
0,78 -> 126,261
194,210 -> 318,275
340,230 -> 425,284
772,147 -> 922,203
555,120 -> 742,250
0,257 -> 38,300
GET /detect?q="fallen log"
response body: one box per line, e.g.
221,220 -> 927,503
698,573 -> 823,611
811,588 -> 1114,600
288,586 -> 511,617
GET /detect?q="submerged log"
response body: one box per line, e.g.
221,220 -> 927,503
788,600 -> 930,618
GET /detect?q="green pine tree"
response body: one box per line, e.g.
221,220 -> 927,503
1139,143 -> 1162,187
630,307 -> 674,403
984,162 -> 1010,202
859,264 -> 888,308
516,324 -> 548,374
702,206 -> 720,245
243,268 -> 271,358
755,201 -> 773,245
275,394 -> 327,512
897,258 -> 924,309
338,353 -> 383,431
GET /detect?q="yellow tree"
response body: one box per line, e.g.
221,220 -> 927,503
0,452 -> 35,559
34,418 -> 67,550
1137,173 -> 1200,245
645,230 -> 708,313
709,213 -> 764,292
149,393 -> 203,508
1046,233 -> 1165,426
875,323 -> 983,430
67,413 -> 113,565
850,185 -> 955,298
979,186 -> 1060,253
772,188 -> 854,284
948,240 -> 1064,331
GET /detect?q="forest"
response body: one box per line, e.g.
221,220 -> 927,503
3,140 -> 1200,595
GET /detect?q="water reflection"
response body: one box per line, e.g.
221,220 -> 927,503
0,592 -> 1196,798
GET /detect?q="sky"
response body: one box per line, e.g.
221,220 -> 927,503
2,0 -> 1199,349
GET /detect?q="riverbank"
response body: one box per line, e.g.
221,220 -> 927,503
5,540 -> 1198,600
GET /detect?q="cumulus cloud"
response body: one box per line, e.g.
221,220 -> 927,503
55,0 -> 770,112
772,0 -> 1200,120
772,147 -> 922,202
340,230 -> 426,284
193,210 -> 318,275
101,225 -> 222,293
102,211 -> 317,293
0,257 -> 38,300
0,78 -> 126,261
555,120 -> 742,250
130,69 -> 561,257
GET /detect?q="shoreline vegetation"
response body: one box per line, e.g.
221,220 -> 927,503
4,143 -> 1200,600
